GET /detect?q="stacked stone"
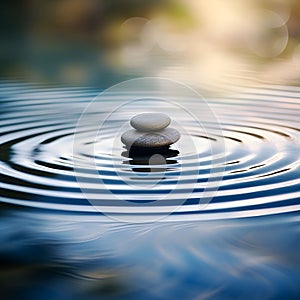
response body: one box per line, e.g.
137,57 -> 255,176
121,113 -> 180,148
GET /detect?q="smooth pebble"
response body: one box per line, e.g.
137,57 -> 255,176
121,128 -> 180,148
130,113 -> 171,132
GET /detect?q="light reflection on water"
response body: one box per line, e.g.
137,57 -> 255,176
1,212 -> 300,300
0,81 -> 300,299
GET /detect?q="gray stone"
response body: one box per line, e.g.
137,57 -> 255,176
121,128 -> 180,148
130,113 -> 171,132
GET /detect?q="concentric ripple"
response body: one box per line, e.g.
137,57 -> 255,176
0,81 -> 299,221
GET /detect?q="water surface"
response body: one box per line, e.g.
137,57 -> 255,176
0,81 -> 299,299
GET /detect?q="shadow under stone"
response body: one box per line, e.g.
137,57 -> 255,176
122,146 -> 179,173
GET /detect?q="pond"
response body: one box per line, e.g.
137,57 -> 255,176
0,80 -> 299,299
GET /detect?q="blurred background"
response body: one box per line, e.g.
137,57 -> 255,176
1,0 -> 300,91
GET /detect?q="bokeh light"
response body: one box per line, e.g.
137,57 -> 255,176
0,0 -> 299,90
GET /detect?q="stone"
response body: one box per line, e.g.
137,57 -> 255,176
130,113 -> 171,132
121,128 -> 180,148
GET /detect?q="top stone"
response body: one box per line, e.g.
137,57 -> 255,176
130,113 -> 171,132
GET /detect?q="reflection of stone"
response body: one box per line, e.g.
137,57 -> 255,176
121,113 -> 180,148
122,146 -> 179,173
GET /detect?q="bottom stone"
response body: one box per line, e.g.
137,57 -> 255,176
121,127 -> 180,148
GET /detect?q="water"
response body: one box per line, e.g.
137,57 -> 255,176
0,81 -> 300,299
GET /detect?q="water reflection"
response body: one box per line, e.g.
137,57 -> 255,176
121,146 -> 179,173
1,212 -> 300,300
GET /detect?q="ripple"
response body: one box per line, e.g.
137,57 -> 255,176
0,81 -> 299,221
